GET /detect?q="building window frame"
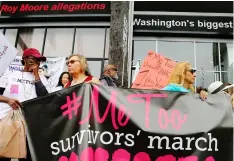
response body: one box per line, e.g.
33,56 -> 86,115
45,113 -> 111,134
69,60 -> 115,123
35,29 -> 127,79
1,25 -> 110,79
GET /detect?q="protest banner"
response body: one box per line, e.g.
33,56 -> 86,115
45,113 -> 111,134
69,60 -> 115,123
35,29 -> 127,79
132,51 -> 177,89
0,56 -> 66,90
22,84 -> 233,161
0,32 -> 19,77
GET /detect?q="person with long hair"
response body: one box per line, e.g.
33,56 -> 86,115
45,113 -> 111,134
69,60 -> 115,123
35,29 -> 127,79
162,61 -> 207,99
162,62 -> 196,92
57,72 -> 72,88
64,54 -> 100,88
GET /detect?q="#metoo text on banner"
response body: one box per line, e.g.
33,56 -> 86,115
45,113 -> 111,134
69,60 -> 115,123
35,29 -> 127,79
21,84 -> 233,161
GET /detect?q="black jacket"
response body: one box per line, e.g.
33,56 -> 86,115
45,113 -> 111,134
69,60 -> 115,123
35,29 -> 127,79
100,76 -> 117,87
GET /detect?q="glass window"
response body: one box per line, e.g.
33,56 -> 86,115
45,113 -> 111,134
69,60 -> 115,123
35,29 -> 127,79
221,72 -> 229,84
133,40 -> 156,64
158,41 -> 195,67
5,29 -> 18,47
196,71 -> 220,89
104,60 -> 108,66
105,28 -> 110,58
74,28 -> 105,58
44,28 -> 74,57
196,42 -> 219,71
16,28 -> 45,54
87,61 -> 102,78
220,43 -> 233,71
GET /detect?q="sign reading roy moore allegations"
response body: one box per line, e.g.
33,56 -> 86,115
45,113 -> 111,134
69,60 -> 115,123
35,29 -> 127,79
22,84 -> 233,161
0,1 -> 110,15
133,15 -> 233,33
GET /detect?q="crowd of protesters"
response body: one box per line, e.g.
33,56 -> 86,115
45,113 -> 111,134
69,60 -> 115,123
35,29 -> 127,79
0,48 -> 233,161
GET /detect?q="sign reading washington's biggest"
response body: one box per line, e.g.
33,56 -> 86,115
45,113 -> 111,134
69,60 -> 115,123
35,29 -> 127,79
22,84 -> 233,161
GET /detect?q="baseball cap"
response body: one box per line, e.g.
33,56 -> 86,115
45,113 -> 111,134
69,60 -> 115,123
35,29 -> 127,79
208,81 -> 226,94
23,48 -> 46,62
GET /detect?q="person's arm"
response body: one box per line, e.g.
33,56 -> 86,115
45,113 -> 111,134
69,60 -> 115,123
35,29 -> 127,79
0,95 -> 22,109
34,80 -> 49,97
0,95 -> 10,103
0,74 -> 22,109
32,64 -> 49,97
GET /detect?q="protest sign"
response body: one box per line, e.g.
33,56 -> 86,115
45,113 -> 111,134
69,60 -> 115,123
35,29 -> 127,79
0,56 -> 66,90
22,84 -> 233,161
132,51 -> 177,89
39,57 -> 66,89
0,32 -> 19,77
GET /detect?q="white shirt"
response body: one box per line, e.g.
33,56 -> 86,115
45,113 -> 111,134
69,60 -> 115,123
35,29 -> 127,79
0,71 -> 50,119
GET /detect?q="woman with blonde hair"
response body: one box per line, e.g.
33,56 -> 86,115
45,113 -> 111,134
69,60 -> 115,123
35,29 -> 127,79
162,61 -> 208,99
162,62 -> 196,92
64,54 -> 100,88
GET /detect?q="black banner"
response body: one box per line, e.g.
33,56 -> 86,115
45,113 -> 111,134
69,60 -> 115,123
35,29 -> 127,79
134,15 -> 233,34
0,1 -> 110,16
22,84 -> 233,161
134,1 -> 233,13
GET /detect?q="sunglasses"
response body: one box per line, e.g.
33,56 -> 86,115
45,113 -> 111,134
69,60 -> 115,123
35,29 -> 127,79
66,60 -> 80,66
187,69 -> 196,74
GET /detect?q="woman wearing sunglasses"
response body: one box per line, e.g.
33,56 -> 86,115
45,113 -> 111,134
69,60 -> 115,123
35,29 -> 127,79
64,54 -> 100,88
162,62 -> 208,99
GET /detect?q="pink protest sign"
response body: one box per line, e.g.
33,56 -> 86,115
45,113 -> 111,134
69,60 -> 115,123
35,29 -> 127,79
132,51 -> 177,89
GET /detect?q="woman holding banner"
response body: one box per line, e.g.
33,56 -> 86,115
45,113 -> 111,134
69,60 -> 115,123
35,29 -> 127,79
0,48 -> 50,161
64,54 -> 100,88
162,61 -> 208,99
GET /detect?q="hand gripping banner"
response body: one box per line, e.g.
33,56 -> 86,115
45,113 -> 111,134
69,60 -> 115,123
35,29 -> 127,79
22,84 -> 233,161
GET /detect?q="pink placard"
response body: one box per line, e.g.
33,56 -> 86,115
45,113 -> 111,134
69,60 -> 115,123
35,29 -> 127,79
132,51 -> 177,90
